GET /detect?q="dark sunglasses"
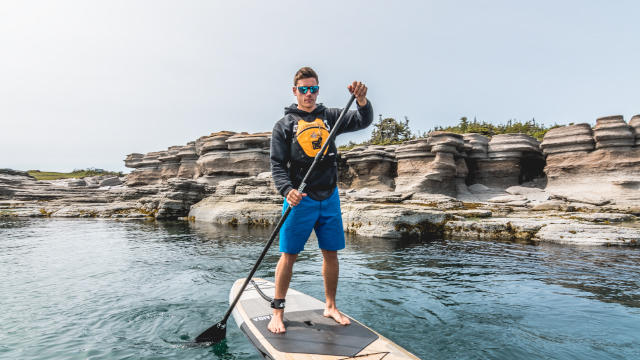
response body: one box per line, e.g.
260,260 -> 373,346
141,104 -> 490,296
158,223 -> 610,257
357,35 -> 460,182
297,86 -> 319,94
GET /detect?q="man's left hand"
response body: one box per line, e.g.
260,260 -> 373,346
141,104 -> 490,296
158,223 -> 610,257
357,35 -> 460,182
347,81 -> 368,107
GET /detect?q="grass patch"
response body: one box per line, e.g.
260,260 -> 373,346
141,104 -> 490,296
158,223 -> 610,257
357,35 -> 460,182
28,169 -> 124,181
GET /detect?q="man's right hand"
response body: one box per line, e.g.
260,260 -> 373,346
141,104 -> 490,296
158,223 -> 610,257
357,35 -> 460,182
286,189 -> 307,206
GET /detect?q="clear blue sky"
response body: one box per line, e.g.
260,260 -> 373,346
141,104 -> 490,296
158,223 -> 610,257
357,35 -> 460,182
1,0 -> 639,173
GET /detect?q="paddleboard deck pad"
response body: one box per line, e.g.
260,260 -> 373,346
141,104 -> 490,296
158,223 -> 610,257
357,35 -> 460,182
230,278 -> 420,360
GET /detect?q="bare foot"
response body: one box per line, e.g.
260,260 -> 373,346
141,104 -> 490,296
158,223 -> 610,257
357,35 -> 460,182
324,306 -> 351,325
268,310 -> 286,333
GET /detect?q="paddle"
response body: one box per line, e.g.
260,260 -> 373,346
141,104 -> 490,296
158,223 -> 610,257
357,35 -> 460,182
194,94 -> 357,343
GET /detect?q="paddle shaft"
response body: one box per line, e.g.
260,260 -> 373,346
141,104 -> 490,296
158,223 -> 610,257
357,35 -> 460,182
219,94 -> 357,325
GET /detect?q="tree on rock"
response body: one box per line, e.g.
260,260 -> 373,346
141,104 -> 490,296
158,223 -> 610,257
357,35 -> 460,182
370,115 -> 414,145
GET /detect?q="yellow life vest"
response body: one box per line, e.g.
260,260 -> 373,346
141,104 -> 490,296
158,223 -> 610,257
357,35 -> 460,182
293,118 -> 330,159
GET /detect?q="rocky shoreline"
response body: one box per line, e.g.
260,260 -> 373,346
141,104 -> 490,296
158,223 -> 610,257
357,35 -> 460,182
3,114 -> 640,247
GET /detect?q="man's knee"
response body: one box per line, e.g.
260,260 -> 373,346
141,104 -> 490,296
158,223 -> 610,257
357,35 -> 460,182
321,249 -> 339,262
279,252 -> 298,268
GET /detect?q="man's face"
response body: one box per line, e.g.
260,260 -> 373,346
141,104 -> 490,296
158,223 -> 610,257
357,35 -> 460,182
293,77 -> 319,112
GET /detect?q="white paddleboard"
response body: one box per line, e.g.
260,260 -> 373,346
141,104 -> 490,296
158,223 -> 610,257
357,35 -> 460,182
230,278 -> 420,360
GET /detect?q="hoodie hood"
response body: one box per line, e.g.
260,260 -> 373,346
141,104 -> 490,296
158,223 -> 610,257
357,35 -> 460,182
284,103 -> 327,116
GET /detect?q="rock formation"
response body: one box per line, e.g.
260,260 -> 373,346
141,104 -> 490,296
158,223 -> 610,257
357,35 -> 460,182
627,115 -> 640,146
126,131 -> 271,187
470,133 -> 543,188
177,142 -> 199,179
342,145 -> 396,190
6,112 -> 640,247
125,151 -> 163,186
394,132 -> 467,196
463,133 -> 490,159
542,115 -> 640,205
540,123 -> 595,155
196,132 -> 271,185
593,115 -> 635,149
157,146 -> 182,180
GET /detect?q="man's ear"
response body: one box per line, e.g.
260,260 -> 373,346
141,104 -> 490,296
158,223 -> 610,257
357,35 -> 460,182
292,87 -> 297,95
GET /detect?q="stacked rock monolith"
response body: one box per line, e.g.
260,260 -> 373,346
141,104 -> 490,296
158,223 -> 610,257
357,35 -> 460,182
195,132 -> 271,185
394,132 -> 466,195
543,115 -> 640,204
342,145 -> 396,190
593,115 -> 635,149
540,123 -> 595,155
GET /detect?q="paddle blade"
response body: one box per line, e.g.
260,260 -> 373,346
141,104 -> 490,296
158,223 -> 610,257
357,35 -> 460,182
195,320 -> 227,343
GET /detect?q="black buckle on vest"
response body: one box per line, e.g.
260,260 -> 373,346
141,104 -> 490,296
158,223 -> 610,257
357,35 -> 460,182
271,298 -> 286,309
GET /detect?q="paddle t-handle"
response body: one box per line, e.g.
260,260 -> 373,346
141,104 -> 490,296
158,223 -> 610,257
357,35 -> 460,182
194,94 -> 357,343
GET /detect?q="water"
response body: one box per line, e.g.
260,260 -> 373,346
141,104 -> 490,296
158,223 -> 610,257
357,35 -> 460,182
1,218 -> 639,359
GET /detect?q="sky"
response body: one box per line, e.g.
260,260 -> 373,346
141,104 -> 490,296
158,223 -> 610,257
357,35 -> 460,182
1,0 -> 639,173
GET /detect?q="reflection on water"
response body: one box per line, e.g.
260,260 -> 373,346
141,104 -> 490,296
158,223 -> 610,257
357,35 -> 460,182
1,218 -> 639,359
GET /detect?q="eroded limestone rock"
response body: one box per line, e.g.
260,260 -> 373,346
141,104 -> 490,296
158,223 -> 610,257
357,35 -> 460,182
394,133 -> 466,196
463,133 -> 490,159
126,151 -> 163,186
343,145 -> 396,190
540,123 -> 595,155
593,115 -> 635,149
470,133 -> 543,189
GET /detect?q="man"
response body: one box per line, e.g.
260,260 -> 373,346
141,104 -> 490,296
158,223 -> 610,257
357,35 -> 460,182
268,67 -> 373,334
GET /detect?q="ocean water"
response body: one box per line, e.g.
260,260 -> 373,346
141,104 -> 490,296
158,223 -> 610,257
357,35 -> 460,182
1,218 -> 639,359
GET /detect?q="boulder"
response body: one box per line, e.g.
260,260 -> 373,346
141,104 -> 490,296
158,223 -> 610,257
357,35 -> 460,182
468,183 -> 490,193
540,123 -> 595,155
593,115 -> 635,149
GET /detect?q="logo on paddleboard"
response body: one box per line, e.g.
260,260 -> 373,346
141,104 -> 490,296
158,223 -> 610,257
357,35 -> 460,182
251,315 -> 272,322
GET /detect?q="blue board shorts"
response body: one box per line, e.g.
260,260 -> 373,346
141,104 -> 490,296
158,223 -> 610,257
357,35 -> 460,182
279,189 -> 345,254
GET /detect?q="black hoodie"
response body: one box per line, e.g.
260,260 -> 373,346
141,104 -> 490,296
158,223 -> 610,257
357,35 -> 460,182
270,100 -> 374,201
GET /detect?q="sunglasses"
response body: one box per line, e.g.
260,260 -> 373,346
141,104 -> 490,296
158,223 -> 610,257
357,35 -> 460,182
297,86 -> 319,94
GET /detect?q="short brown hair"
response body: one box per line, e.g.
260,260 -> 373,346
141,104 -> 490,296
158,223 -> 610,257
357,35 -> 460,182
294,67 -> 318,86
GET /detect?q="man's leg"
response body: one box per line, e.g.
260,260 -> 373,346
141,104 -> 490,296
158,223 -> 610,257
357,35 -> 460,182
268,252 -> 298,333
321,249 -> 350,325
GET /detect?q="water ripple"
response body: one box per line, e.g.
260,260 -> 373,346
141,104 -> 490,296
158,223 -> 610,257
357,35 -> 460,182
1,219 -> 640,359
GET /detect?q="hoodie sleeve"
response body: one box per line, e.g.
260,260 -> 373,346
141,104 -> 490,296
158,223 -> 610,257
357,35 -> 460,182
270,118 -> 294,197
330,100 -> 374,135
